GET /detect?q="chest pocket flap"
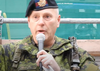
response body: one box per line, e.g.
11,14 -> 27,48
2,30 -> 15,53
18,61 -> 37,71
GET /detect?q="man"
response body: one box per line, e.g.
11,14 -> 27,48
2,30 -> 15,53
0,0 -> 100,71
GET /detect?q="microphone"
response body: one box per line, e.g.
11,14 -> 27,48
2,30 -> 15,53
36,33 -> 45,71
36,33 -> 45,51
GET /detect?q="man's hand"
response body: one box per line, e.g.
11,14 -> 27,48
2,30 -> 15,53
36,50 -> 60,71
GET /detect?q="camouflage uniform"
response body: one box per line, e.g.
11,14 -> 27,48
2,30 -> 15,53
0,35 -> 100,71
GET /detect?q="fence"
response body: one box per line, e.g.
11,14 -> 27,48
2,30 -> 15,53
1,18 -> 100,24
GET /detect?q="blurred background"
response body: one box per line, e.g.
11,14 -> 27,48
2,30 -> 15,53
0,0 -> 100,39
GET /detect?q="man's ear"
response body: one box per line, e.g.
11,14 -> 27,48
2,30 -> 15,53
28,17 -> 30,28
57,15 -> 61,27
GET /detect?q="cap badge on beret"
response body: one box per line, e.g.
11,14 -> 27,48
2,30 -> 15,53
38,0 -> 46,7
35,0 -> 48,8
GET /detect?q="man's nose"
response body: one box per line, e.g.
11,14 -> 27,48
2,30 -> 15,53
38,17 -> 45,26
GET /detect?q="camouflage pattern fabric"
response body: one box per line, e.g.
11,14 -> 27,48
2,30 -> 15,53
0,35 -> 100,71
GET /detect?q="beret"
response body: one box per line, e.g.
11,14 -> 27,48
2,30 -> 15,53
25,0 -> 58,17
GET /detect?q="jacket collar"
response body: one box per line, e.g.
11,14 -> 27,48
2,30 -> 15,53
49,36 -> 73,56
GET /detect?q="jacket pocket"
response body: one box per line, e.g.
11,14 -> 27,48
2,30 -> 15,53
18,60 -> 37,71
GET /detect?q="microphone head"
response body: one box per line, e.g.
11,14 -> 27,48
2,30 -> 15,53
36,33 -> 45,41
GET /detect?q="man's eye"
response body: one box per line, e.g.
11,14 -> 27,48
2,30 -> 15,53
32,15 -> 39,21
34,16 -> 38,18
46,16 -> 50,18
44,15 -> 51,20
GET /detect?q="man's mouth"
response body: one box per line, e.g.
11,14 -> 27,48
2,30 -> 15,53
37,30 -> 46,34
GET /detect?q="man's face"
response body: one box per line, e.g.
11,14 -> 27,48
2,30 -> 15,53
28,9 -> 60,44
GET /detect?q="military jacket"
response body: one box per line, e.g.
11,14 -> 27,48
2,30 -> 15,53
0,35 -> 100,71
